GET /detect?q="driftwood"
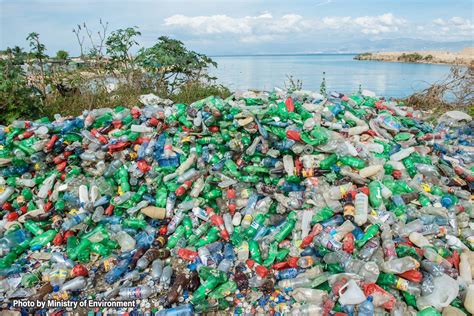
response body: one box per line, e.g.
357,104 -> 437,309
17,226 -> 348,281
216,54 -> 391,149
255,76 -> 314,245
406,65 -> 474,113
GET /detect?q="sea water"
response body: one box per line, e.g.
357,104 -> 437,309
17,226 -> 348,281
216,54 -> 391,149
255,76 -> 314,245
210,54 -> 454,97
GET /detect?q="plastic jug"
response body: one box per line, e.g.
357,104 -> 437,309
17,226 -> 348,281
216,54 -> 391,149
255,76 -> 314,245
338,279 -> 366,305
416,274 -> 459,311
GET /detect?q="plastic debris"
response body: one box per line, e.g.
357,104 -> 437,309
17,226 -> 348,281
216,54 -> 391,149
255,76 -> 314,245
0,88 -> 473,315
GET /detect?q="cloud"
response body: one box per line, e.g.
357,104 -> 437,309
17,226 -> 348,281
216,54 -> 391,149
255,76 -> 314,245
353,13 -> 405,34
164,13 -> 310,37
433,18 -> 446,26
164,12 -> 407,42
430,16 -> 473,39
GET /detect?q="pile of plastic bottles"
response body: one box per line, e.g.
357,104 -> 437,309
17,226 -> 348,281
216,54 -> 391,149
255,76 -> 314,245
0,88 -> 472,316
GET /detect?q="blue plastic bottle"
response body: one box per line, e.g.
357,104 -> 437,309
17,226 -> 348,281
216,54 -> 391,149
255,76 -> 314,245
358,295 -> 374,316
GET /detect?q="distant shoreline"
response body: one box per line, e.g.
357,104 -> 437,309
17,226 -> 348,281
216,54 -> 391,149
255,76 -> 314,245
210,53 -> 357,57
354,48 -> 473,66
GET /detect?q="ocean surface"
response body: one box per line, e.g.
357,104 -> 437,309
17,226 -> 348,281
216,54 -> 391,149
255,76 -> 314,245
209,54 -> 454,98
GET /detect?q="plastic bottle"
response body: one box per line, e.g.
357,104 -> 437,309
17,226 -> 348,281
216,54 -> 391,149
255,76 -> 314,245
118,285 -> 153,299
358,296 -> 375,316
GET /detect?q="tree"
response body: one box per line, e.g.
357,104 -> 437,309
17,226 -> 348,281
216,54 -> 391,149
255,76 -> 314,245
136,36 -> 217,93
26,32 -> 48,99
72,24 -> 85,57
56,50 -> 69,60
106,26 -> 141,71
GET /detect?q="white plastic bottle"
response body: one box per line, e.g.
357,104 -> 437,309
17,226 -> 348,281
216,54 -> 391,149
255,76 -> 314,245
359,165 -> 383,178
390,147 -> 415,161
354,192 -> 368,225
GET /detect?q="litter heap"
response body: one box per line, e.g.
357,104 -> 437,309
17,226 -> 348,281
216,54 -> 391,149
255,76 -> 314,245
0,89 -> 473,316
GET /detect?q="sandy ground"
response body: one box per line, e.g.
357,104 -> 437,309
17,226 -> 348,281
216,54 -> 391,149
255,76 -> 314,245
356,47 -> 473,66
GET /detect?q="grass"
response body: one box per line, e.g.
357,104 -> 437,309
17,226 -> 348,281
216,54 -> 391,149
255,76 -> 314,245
169,81 -> 231,104
41,80 -> 231,119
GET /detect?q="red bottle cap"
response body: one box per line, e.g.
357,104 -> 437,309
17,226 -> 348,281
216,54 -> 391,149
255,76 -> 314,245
6,212 -> 19,221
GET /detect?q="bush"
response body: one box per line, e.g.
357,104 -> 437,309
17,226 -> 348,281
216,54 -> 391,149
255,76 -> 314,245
0,49 -> 43,124
398,53 -> 423,62
56,50 -> 69,60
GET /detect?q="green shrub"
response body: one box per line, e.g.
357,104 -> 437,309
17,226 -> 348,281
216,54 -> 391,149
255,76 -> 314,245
398,53 -> 423,62
56,50 -> 69,60
0,49 -> 43,124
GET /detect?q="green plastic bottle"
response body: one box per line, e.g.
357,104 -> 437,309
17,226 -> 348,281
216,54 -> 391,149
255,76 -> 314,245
312,207 -> 334,223
274,212 -> 296,242
369,180 -> 383,208
208,280 -> 237,299
356,224 -> 380,248
29,230 -> 57,250
339,156 -> 366,169
249,240 -> 262,263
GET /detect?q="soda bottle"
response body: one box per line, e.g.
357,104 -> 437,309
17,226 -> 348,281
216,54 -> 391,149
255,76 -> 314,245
368,181 -> 383,208
343,195 -> 355,222
208,280 -> 237,299
377,273 -> 421,295
119,286 -> 154,299
355,224 -> 379,248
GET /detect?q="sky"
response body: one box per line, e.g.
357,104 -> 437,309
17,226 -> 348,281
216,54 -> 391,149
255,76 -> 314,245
0,0 -> 473,56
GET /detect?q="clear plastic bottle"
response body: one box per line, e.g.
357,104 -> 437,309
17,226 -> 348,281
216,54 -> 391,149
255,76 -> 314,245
358,296 -> 375,316
381,257 -> 420,274
119,286 -> 154,299
354,192 -> 369,226
381,227 -> 397,261
159,265 -> 173,290
151,259 -> 163,280
115,231 -> 136,252
60,276 -> 87,291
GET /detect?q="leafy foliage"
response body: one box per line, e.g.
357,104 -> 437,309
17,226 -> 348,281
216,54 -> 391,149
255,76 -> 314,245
106,27 -> 141,70
136,36 -> 217,92
0,48 -> 43,124
56,50 -> 69,60
1,26 -> 226,124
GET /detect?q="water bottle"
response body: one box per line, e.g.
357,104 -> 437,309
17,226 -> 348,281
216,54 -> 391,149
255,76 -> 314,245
119,286 -> 153,299
358,296 -> 375,316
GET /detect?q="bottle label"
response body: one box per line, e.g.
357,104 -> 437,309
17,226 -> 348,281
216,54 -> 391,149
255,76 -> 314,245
396,278 -> 408,291
250,220 -> 260,230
